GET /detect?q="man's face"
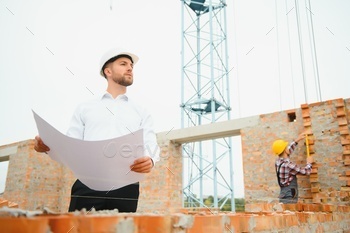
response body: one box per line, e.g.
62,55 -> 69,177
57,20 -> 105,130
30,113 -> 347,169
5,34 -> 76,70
104,57 -> 134,86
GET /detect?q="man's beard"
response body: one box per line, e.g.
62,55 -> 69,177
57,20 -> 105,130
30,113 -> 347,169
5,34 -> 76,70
112,75 -> 133,87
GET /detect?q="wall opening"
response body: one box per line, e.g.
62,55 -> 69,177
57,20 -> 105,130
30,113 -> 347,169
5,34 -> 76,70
0,161 -> 9,195
287,111 -> 296,122
182,135 -> 245,211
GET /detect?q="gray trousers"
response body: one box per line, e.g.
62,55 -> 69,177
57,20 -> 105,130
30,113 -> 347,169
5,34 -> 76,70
279,176 -> 298,204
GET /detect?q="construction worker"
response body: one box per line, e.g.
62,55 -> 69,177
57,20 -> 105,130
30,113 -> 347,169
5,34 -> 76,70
272,132 -> 313,203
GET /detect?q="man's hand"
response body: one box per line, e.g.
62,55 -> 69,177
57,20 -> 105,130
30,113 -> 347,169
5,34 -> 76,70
295,132 -> 306,143
130,156 -> 153,173
295,130 -> 312,143
307,156 -> 314,164
34,136 -> 50,153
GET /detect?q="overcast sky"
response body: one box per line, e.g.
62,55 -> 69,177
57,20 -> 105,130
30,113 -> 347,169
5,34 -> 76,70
1,0 -> 349,198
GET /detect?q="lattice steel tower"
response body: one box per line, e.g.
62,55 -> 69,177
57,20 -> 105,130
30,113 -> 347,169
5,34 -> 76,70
180,0 -> 235,211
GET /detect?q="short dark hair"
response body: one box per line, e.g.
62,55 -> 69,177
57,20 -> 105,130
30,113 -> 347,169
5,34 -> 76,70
101,54 -> 133,78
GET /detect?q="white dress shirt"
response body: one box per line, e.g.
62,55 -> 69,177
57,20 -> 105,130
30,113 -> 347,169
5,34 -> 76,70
66,92 -> 160,164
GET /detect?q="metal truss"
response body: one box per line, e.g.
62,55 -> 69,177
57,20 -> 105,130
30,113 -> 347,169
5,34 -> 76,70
180,0 -> 235,211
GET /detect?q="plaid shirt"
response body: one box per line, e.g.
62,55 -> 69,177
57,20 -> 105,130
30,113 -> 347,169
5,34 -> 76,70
275,141 -> 312,187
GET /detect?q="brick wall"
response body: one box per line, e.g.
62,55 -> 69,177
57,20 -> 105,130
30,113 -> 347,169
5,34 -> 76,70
242,98 -> 350,207
138,140 -> 183,212
2,140 -> 75,212
1,203 -> 349,232
1,97 -> 349,213
1,139 -> 183,213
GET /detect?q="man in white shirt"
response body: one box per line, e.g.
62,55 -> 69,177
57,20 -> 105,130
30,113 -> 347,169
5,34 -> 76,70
34,48 -> 160,212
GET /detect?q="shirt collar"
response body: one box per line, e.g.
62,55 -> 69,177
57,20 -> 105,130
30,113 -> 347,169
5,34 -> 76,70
99,91 -> 129,101
280,157 -> 290,162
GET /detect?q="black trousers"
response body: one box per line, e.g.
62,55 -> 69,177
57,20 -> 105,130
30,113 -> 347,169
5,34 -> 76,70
68,179 -> 139,212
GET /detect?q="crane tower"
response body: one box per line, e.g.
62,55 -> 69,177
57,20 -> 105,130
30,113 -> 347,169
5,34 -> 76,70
180,0 -> 235,211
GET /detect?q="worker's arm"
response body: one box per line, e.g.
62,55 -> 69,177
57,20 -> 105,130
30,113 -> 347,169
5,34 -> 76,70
288,161 -> 312,176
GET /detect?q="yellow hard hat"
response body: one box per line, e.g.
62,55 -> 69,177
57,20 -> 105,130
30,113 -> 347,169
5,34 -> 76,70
272,140 -> 288,155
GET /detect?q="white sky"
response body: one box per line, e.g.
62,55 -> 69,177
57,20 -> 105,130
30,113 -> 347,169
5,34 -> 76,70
1,0 -> 349,198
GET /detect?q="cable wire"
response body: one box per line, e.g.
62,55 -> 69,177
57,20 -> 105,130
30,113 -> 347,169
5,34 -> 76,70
275,0 -> 283,110
306,0 -> 322,101
285,0 -> 296,108
295,0 -> 308,103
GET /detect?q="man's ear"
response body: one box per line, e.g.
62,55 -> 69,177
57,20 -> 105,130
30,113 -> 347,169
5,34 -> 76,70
104,67 -> 111,77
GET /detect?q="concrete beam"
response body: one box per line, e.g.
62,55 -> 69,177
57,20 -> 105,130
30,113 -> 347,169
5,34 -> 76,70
0,146 -> 18,162
157,115 -> 260,144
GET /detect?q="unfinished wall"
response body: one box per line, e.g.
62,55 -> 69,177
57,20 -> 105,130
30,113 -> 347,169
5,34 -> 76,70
1,97 -> 349,214
2,140 -> 75,212
138,140 -> 183,213
1,203 -> 350,232
242,98 -> 350,207
1,139 -> 183,213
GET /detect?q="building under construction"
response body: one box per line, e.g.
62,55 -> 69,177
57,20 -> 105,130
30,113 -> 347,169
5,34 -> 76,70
1,97 -> 350,232
1,0 -> 350,232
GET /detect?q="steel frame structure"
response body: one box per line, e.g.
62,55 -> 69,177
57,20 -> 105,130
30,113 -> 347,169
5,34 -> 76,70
180,0 -> 235,211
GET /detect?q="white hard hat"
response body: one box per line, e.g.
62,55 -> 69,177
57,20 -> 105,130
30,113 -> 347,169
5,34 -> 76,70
99,48 -> 139,76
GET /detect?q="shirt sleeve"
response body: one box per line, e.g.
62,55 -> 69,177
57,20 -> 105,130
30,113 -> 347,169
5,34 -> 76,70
288,161 -> 312,176
66,104 -> 85,140
141,110 -> 160,165
286,141 -> 298,154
